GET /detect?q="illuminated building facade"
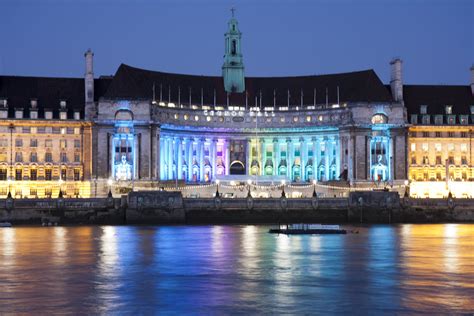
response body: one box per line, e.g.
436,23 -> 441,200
406,84 -> 474,198
0,15 -> 472,198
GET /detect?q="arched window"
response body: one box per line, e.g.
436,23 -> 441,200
231,40 -> 237,55
371,113 -> 388,124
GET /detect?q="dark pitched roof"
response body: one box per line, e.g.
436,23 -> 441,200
103,64 -> 394,105
403,85 -> 474,115
0,75 -> 112,119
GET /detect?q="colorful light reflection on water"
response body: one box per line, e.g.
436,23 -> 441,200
0,224 -> 473,314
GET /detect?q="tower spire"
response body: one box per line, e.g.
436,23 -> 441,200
222,9 -> 245,93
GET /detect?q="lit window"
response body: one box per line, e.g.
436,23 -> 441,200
174,114 -> 179,120
460,144 -> 467,152
60,112 -> 67,120
434,143 -> 441,152
445,105 -> 452,115
60,140 -> 67,148
60,128 -> 66,134
306,116 -> 311,122
184,114 -> 188,120
318,115 -> 323,122
31,127 -> 37,134
371,114 -> 388,124
293,117 -> 298,122
422,143 -> 428,151
410,115 -> 418,124
447,144 -> 454,151
280,117 -> 285,123
410,143 -> 416,152
30,111 -> 38,119
74,127 -> 80,135
74,112 -> 80,120
15,110 -> 23,119
206,116 -> 211,122
194,115 -> 199,121
45,111 -> 53,119
420,105 -> 428,114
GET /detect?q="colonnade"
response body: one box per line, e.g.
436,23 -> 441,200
159,134 -> 341,183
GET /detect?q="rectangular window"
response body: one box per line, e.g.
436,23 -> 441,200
30,152 -> 37,163
461,132 -> 467,138
60,112 -> 67,120
60,152 -> 67,163
30,169 -> 37,181
420,105 -> 428,114
60,140 -> 67,148
15,139 -> 23,147
60,128 -> 66,135
23,127 -> 30,133
436,156 -> 442,165
448,144 -> 454,151
15,152 -> 23,162
411,156 -> 416,165
45,169 -> 52,181
461,156 -> 468,165
45,152 -> 53,163
422,132 -> 429,137
460,144 -> 467,152
67,128 -> 74,134
74,169 -> 80,181
422,115 -> 430,125
30,139 -> 38,147
445,105 -> 453,114
422,143 -> 428,151
434,143 -> 442,152
52,127 -> 60,134
45,188 -> 52,197
31,127 -> 37,134
448,132 -> 454,138
45,111 -> 53,119
0,169 -> 7,180
74,112 -> 80,120
74,127 -> 81,135
448,156 -> 454,165
74,153 -> 81,163
460,115 -> 468,125
15,169 -> 22,181
410,115 -> 418,125
45,139 -> 52,147
447,115 -> 456,125
37,127 -> 45,134
61,168 -> 67,180
435,132 -> 441,138
30,111 -> 38,119
15,110 -> 23,119
434,115 -> 443,125
422,156 -> 429,165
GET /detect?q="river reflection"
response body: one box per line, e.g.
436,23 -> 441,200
0,224 -> 472,314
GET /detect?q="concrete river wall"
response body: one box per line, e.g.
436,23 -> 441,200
1,191 -> 473,225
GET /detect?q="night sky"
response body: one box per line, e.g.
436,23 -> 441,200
1,0 -> 472,85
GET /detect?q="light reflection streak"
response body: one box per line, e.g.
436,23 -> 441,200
1,228 -> 16,266
443,224 -> 458,274
211,226 -> 223,256
53,227 -> 67,265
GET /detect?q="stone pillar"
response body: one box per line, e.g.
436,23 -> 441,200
367,136 -> 372,180
273,138 -> 279,176
245,138 -> 251,176
198,138 -> 204,182
225,140 -> 230,176
287,138 -> 293,181
260,138 -> 265,176
300,137 -> 306,182
348,135 -> 354,181
177,138 -> 183,180
335,137 -> 340,180
211,138 -> 217,180
168,137 -> 173,180
188,138 -> 194,182
312,138 -> 317,180
389,136 -> 394,181
325,139 -> 330,181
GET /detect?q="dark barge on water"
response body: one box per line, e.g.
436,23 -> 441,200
269,224 -> 347,235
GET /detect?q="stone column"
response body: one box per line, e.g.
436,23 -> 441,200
198,138 -> 204,182
225,140 -> 231,176
260,138 -> 265,176
389,135 -> 394,181
335,137 -> 340,180
168,137 -> 173,180
287,138 -> 293,181
273,138 -> 279,176
177,138 -> 183,180
325,139 -> 330,181
211,138 -> 217,180
348,135 -> 354,181
188,138 -> 194,182
245,138 -> 251,176
312,138 -> 317,180
367,136 -> 372,180
300,137 -> 306,182
159,136 -> 164,180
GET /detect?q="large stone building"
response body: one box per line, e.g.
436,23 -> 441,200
0,15 -> 472,198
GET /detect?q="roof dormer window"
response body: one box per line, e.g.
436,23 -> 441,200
30,99 -> 37,108
445,105 -> 452,115
420,105 -> 428,114
0,98 -> 7,107
60,100 -> 67,109
470,105 -> 474,114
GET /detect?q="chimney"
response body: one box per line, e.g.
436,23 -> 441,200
470,64 -> 474,95
390,58 -> 403,102
84,49 -> 95,119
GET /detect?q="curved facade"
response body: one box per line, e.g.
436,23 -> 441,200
0,14 -> 472,199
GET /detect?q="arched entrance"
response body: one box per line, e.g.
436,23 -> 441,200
230,161 -> 245,175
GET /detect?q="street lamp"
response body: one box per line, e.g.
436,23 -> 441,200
281,179 -> 286,198
312,179 -> 317,198
58,177 -> 64,198
215,179 -> 220,198
7,178 -> 12,198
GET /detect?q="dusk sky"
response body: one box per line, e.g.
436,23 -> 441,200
1,0 -> 472,85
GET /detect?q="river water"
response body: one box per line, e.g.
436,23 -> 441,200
0,224 -> 473,314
